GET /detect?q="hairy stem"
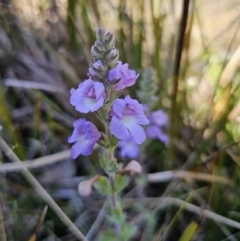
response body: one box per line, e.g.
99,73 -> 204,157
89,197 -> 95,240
109,173 -> 121,236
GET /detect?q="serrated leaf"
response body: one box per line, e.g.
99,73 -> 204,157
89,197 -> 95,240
105,161 -> 122,173
109,207 -> 126,224
100,230 -> 119,241
121,223 -> 138,241
99,152 -> 108,169
114,174 -> 129,193
93,176 -> 112,195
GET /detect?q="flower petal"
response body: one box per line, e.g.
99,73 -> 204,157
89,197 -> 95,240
84,122 -> 101,140
91,96 -> 104,112
70,140 -> 85,159
125,95 -> 143,113
133,114 -> 149,125
75,97 -> 96,113
158,133 -> 169,144
81,140 -> 96,156
120,141 -> 139,159
110,116 -> 128,139
112,98 -> 126,118
145,125 -> 160,139
150,110 -> 169,127
77,79 -> 94,95
122,116 -> 146,144
68,119 -> 86,143
94,82 -> 105,99
108,69 -> 121,82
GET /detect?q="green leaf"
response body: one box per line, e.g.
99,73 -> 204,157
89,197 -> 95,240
105,161 -> 122,173
93,176 -> 112,195
109,206 -> 126,224
99,152 -> 108,169
135,175 -> 148,187
100,230 -> 119,241
114,174 -> 129,193
121,223 -> 138,241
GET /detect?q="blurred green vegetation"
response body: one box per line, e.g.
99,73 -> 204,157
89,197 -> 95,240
1,0 -> 240,240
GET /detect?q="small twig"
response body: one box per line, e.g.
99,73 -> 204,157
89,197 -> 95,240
3,78 -> 66,94
147,170 -> 233,185
0,150 -> 70,172
86,201 -> 107,240
200,141 -> 240,166
127,197 -> 240,230
0,137 -> 88,241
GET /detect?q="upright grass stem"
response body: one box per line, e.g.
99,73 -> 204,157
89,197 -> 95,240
169,0 -> 190,161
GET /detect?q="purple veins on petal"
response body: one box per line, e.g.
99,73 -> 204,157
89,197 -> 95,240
68,118 -> 101,159
110,95 -> 149,144
70,79 -> 106,113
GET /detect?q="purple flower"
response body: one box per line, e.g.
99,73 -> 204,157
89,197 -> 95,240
149,110 -> 169,127
68,119 -> 101,159
119,135 -> 140,159
70,79 -> 106,113
110,95 -> 149,144
108,61 -> 139,91
145,125 -> 169,145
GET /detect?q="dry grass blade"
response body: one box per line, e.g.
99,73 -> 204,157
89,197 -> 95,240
219,45 -> 240,88
0,194 -> 6,241
0,137 -> 88,241
128,197 -> 240,230
0,150 -> 70,172
3,78 -> 66,94
85,201 -> 107,240
28,206 -> 48,241
147,170 -> 233,185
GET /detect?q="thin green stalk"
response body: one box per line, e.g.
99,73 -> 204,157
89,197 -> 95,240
109,173 -> 121,236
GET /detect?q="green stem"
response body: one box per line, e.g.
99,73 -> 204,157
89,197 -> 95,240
109,173 -> 121,236
105,147 -> 122,236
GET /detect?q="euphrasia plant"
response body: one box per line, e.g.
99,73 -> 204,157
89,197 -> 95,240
68,28 -> 149,241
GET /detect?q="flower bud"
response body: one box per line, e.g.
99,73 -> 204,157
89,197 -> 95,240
95,41 -> 105,52
78,175 -> 99,196
102,32 -> 115,48
121,160 -> 142,176
93,60 -> 107,72
90,60 -> 107,79
91,45 -> 104,60
96,28 -> 105,42
104,47 -> 119,67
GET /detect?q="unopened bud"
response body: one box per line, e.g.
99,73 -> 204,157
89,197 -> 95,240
104,48 -> 119,67
121,160 -> 142,176
96,28 -> 105,42
91,46 -> 104,60
92,60 -> 107,72
95,41 -> 105,52
102,32 -> 115,48
78,175 -> 99,196
90,60 -> 107,79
